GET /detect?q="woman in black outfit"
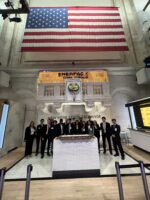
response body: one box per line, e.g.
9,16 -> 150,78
24,121 -> 36,157
93,120 -> 100,151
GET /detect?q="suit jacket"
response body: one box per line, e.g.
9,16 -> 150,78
85,124 -> 94,135
36,124 -> 47,138
64,123 -> 74,135
73,124 -> 82,134
100,122 -> 111,136
111,124 -> 121,139
47,125 -> 56,139
24,126 -> 36,141
93,124 -> 100,137
57,123 -> 65,136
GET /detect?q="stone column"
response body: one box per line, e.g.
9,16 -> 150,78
114,0 -> 149,66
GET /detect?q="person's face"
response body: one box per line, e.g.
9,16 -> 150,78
30,121 -> 34,127
94,121 -> 96,125
47,119 -> 51,125
102,118 -> 106,122
112,120 -> 116,124
60,119 -> 63,124
41,120 -> 44,124
54,121 -> 57,125
88,116 -> 91,120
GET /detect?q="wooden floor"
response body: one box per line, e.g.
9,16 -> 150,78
124,144 -> 150,163
0,147 -> 24,170
3,176 -> 150,200
1,145 -> 150,200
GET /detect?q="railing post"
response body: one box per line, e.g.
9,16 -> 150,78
115,162 -> 124,200
24,164 -> 33,200
139,161 -> 150,200
0,168 -> 6,200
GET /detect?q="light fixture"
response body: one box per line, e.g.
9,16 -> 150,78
0,0 -> 29,22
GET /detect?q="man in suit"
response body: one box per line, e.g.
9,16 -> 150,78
111,119 -> 125,160
64,119 -> 73,135
41,119 -> 51,158
36,119 -> 45,156
100,116 -> 112,155
47,120 -> 55,156
57,118 -> 65,136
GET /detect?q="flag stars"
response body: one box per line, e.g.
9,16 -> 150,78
26,8 -> 68,28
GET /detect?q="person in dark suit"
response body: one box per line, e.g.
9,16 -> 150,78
81,121 -> 86,134
47,120 -> 55,156
111,119 -> 125,160
74,120 -> 81,134
64,119 -> 73,135
100,117 -> 112,155
24,121 -> 36,157
36,119 -> 45,156
41,118 -> 51,157
85,120 -> 94,135
86,116 -> 94,126
93,120 -> 100,151
57,118 -> 65,136
40,120 -> 48,158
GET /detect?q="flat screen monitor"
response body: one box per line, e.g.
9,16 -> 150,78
0,104 -> 9,148
140,106 -> 150,128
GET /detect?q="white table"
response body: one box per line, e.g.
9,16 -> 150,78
52,135 -> 100,178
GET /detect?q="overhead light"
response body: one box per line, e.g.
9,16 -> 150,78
9,16 -> 22,23
5,0 -> 13,8
2,13 -> 8,20
0,0 -> 29,22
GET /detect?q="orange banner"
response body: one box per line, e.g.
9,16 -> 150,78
38,71 -> 108,84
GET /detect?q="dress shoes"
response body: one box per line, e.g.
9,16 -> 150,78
114,154 -> 119,157
41,155 -> 44,159
121,156 -> 125,160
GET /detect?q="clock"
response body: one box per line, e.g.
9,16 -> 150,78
68,83 -> 80,92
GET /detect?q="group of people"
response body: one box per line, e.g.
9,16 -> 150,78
24,116 -> 125,160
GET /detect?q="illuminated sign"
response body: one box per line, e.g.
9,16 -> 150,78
140,106 -> 150,127
38,71 -> 108,84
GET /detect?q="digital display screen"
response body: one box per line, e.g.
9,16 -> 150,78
0,104 -> 9,148
140,106 -> 150,127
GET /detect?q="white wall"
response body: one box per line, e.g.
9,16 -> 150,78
109,74 -> 139,130
0,76 -> 37,156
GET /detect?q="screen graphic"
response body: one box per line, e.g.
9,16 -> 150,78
140,106 -> 150,127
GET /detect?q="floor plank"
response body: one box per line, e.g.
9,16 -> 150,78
3,176 -> 150,200
124,144 -> 150,163
0,147 -> 24,170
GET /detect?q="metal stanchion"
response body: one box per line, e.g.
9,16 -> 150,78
0,168 -> 6,200
115,162 -> 124,200
139,161 -> 150,200
116,162 -> 150,200
24,164 -> 33,200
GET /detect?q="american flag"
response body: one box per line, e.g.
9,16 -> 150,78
21,7 -> 129,52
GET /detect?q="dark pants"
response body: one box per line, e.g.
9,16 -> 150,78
36,136 -> 41,154
102,134 -> 112,154
25,139 -> 34,156
47,137 -> 54,154
112,137 -> 124,157
41,137 -> 47,156
95,136 -> 100,150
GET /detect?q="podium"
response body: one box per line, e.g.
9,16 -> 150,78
52,135 -> 100,178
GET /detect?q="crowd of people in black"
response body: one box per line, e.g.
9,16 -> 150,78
24,116 -> 125,160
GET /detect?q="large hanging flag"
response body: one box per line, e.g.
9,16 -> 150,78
21,7 -> 129,52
